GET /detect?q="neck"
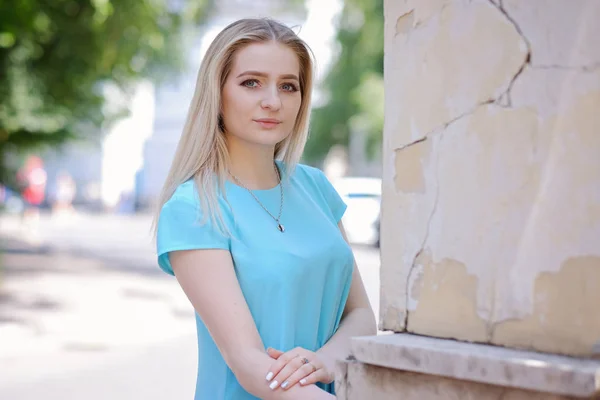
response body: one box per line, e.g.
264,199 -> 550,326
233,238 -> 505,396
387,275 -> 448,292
226,136 -> 279,190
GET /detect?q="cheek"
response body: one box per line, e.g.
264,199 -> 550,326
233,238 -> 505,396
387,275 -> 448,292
223,85 -> 252,112
287,97 -> 302,119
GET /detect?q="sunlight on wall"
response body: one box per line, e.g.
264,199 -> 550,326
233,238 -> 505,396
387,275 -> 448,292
101,82 -> 155,209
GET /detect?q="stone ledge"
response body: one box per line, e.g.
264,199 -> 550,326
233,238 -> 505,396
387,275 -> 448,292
351,333 -> 600,398
334,360 -> 597,400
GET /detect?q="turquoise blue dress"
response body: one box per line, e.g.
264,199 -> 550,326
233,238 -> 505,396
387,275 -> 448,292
156,162 -> 354,399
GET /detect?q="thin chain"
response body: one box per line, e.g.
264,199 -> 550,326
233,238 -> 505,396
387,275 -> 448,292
229,163 -> 284,225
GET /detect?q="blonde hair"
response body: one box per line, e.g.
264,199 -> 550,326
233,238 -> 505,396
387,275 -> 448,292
152,18 -> 314,236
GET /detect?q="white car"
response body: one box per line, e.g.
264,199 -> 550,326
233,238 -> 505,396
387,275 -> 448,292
333,176 -> 382,247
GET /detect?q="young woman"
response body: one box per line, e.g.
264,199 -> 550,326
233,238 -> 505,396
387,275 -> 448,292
154,18 -> 376,399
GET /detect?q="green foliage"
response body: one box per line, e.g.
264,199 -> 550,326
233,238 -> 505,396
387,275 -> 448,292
304,0 -> 383,164
0,0 -> 212,187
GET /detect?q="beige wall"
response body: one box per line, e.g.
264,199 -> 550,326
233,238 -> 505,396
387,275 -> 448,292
381,0 -> 600,357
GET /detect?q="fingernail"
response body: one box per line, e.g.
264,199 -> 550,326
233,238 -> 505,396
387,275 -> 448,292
300,378 -> 307,385
281,381 -> 289,389
269,380 -> 279,390
266,372 -> 273,381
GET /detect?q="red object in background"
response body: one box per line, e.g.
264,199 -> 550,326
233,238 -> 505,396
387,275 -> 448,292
17,156 -> 47,206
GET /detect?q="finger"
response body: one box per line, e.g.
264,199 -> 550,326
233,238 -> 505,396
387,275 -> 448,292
267,348 -> 284,358
281,362 -> 319,390
266,347 -> 284,359
301,358 -> 334,384
265,349 -> 300,384
270,354 -> 306,390
299,366 -> 331,387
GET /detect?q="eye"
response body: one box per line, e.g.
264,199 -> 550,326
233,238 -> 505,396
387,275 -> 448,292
281,82 -> 298,92
241,79 -> 260,88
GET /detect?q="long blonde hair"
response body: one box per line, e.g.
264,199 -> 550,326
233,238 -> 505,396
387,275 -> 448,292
152,18 -> 314,236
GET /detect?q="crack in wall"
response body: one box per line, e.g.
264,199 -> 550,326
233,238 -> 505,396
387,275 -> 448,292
500,53 -> 529,108
403,134 -> 442,331
480,0 -> 532,342
394,136 -> 426,152
486,316 -> 524,342
532,63 -> 600,72
394,97 -> 495,154
486,321 -> 500,342
394,0 -> 532,153
442,98 -> 495,128
396,100 -> 497,330
488,0 -> 532,107
397,1 -> 540,333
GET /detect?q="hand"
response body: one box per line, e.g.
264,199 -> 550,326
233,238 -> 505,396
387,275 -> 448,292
265,347 -> 334,391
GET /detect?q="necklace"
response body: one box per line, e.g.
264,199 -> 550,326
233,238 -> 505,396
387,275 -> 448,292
229,163 -> 285,233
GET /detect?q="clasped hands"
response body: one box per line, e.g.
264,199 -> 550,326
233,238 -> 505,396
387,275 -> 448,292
264,347 -> 334,391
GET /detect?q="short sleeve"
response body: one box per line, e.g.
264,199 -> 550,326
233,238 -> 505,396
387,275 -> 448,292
314,169 -> 347,223
156,195 -> 230,276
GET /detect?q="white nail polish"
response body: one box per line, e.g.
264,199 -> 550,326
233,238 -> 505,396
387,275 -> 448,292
265,372 -> 273,381
269,380 -> 279,390
300,378 -> 307,385
281,381 -> 289,389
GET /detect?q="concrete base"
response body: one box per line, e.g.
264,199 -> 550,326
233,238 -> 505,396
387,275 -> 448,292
336,361 -> 599,400
335,334 -> 600,399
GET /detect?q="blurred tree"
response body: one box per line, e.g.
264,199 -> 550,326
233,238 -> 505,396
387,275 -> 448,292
304,0 -> 383,164
0,0 -> 213,188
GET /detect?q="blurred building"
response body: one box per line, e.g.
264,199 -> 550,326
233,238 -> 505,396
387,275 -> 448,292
336,1 -> 600,399
43,81 -> 154,212
42,140 -> 103,209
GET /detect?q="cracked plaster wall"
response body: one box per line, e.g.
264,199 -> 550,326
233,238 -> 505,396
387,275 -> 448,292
381,0 -> 600,357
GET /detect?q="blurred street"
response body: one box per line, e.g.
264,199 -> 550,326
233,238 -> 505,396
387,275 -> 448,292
0,211 -> 380,399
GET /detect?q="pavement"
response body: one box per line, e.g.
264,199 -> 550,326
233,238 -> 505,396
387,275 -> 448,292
0,211 -> 380,399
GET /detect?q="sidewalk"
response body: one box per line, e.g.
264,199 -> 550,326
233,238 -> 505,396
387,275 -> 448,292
0,213 -> 198,399
0,211 -> 381,399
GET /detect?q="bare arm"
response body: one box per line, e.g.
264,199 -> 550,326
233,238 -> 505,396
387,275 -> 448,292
170,248 -> 335,400
316,222 -> 377,370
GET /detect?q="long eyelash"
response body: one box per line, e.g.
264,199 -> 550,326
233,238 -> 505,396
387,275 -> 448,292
240,79 -> 297,91
241,79 -> 259,87
282,83 -> 299,92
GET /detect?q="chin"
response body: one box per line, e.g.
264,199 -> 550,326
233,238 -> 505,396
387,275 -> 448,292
227,127 -> 291,149
250,129 -> 290,147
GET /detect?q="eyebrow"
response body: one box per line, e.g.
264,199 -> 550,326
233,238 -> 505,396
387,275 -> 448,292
236,70 -> 299,81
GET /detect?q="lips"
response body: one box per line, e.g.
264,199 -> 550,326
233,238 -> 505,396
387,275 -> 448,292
254,118 -> 281,124
254,118 -> 282,129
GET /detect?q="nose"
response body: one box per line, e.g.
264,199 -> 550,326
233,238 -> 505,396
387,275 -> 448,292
260,86 -> 282,111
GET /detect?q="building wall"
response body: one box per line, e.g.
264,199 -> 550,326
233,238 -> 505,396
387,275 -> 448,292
42,80 -> 154,211
381,0 -> 600,357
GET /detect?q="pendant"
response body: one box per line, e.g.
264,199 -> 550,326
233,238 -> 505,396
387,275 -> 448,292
277,223 -> 285,233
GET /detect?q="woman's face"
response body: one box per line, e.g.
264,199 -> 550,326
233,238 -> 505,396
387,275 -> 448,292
221,41 -> 302,150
